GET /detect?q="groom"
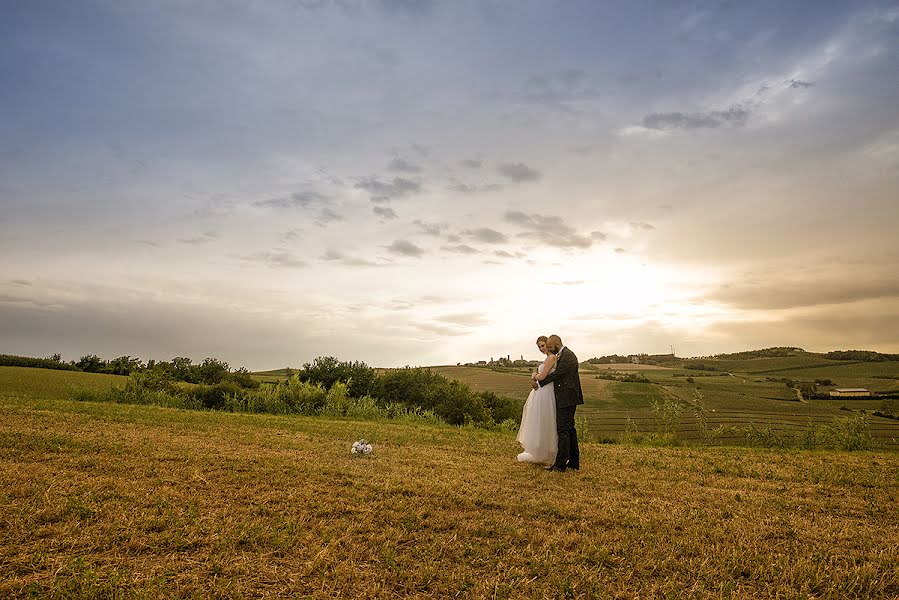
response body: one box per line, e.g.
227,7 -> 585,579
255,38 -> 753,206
533,335 -> 584,472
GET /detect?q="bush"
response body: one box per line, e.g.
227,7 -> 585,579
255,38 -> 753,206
65,355 -> 515,430
575,415 -> 593,443
228,367 -> 260,389
650,396 -> 683,436
233,376 -> 327,414
595,371 -> 651,383
739,415 -> 875,451
824,415 -> 874,451
197,358 -> 230,385
321,381 -> 353,417
71,373 -> 198,410
185,381 -> 243,410
298,357 -> 377,398
479,391 -> 522,425
0,354 -> 80,371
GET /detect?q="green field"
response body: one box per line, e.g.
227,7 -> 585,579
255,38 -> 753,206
678,356 -> 858,374
249,368 -> 294,384
2,368 -> 898,598
0,366 -> 126,401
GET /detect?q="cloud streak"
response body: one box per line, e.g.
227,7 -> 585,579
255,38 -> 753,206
642,107 -> 749,131
504,211 -> 592,249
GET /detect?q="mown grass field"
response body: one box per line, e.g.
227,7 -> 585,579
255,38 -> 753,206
2,369 -> 899,598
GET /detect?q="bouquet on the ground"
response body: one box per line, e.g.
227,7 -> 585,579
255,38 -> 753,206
351,439 -> 373,455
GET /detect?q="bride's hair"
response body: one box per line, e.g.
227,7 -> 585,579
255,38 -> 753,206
536,335 -> 548,344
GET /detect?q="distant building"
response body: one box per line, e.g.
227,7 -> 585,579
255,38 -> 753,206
631,356 -> 640,364
829,388 -> 872,398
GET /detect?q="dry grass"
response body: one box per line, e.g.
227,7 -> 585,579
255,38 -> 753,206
2,392 -> 898,599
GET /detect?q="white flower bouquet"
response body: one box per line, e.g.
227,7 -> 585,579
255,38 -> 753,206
351,439 -> 373,455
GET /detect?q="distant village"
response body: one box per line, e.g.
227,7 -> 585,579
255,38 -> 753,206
462,353 -> 678,368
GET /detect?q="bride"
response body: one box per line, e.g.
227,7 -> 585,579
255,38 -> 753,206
517,336 -> 558,464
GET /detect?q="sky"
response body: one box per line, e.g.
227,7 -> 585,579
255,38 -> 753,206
1,0 -> 898,370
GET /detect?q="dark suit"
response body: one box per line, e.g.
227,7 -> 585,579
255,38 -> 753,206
539,347 -> 583,470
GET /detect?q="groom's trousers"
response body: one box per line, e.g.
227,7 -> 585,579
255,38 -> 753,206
554,405 -> 580,470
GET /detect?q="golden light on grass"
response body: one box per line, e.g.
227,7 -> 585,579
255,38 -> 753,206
2,387 -> 898,598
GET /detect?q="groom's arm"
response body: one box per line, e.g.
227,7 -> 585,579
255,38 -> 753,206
538,351 -> 575,387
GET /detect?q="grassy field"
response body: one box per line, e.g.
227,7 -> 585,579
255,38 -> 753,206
0,366 -> 125,401
2,373 -> 899,598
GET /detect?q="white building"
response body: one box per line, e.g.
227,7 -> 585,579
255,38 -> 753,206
829,388 -> 872,398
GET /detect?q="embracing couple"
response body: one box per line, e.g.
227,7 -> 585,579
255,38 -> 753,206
517,334 -> 584,472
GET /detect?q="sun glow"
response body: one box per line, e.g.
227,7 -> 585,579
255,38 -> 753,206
471,249 -> 727,349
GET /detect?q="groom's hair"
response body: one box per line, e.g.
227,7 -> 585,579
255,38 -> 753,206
536,336 -> 548,344
548,335 -> 563,346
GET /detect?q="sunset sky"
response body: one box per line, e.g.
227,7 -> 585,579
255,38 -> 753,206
2,1 -> 898,369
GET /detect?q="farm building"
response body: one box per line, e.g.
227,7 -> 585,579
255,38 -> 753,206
829,388 -> 872,398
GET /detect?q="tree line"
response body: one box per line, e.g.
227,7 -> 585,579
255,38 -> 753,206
0,353 -> 258,387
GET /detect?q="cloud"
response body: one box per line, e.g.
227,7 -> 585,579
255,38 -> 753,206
254,190 -> 329,209
503,211 -> 592,249
435,312 -> 488,326
460,159 -> 482,169
441,244 -> 479,255
789,79 -> 814,88
320,250 -> 380,267
590,231 -> 608,241
412,322 -> 471,337
316,207 -> 345,226
177,231 -> 219,245
712,278 -> 899,311
413,219 -> 448,236
642,107 -> 749,130
462,228 -> 507,244
378,0 -> 435,17
522,69 -> 599,111
447,182 -> 503,194
630,221 -> 655,231
373,206 -> 398,219
388,157 -> 422,173
355,177 -> 421,202
244,251 -> 307,269
385,239 -> 425,257
497,162 -> 541,182
493,250 -> 525,259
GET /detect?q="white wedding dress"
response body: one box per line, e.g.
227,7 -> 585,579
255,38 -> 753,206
516,359 -> 557,465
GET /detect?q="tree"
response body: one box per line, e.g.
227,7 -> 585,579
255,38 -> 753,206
171,357 -> 196,383
76,354 -> 105,373
198,357 -> 230,385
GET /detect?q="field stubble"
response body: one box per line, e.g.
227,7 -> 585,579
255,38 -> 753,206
1,393 -> 898,599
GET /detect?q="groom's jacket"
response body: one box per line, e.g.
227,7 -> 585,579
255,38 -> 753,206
538,347 -> 585,409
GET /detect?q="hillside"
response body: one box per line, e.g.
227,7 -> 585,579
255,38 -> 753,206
432,363 -> 899,449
